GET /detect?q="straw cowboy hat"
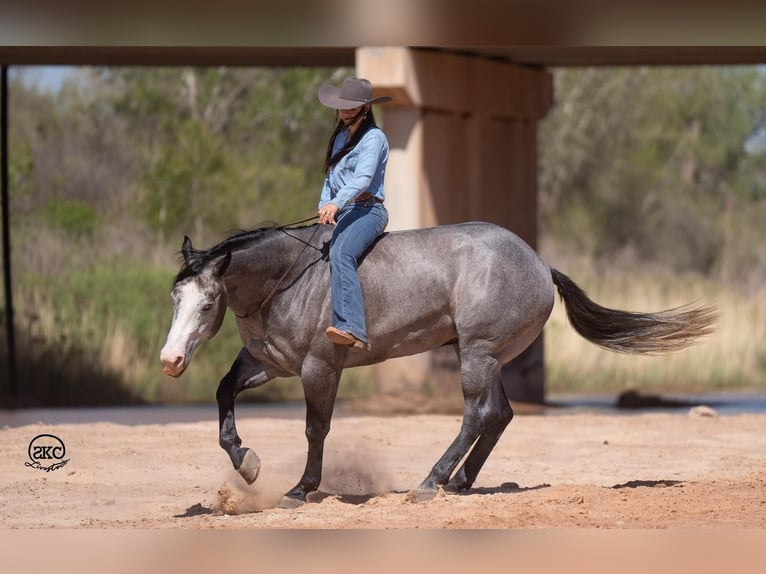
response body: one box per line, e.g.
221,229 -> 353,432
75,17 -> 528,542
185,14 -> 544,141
318,76 -> 392,109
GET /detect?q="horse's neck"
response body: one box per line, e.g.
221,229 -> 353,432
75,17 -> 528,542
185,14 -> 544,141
223,230 -> 324,316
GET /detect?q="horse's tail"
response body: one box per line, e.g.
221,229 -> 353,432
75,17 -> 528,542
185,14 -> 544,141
550,268 -> 717,354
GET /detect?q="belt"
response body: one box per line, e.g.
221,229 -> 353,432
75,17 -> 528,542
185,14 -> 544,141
351,193 -> 383,204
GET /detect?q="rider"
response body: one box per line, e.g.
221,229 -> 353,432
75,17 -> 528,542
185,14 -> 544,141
316,76 -> 391,349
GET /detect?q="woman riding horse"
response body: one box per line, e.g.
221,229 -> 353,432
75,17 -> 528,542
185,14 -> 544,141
316,76 -> 391,350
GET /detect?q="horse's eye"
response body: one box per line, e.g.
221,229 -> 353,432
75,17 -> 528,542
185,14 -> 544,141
201,302 -> 214,312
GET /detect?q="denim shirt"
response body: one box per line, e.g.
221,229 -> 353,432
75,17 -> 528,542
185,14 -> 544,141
318,126 -> 388,211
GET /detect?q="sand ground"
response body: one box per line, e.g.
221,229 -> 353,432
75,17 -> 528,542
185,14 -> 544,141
2,407 -> 765,529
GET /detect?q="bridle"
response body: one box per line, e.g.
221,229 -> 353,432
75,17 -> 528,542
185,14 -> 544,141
234,215 -> 321,319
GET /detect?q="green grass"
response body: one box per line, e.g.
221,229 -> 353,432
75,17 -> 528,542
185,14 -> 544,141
3,237 -> 764,406
2,254 -> 376,406
543,264 -> 766,394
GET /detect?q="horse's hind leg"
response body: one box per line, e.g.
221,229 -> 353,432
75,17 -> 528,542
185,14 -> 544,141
445,377 -> 513,492
216,348 -> 274,484
413,350 -> 500,500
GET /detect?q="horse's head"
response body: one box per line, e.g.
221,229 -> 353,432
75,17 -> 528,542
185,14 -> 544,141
160,237 -> 231,377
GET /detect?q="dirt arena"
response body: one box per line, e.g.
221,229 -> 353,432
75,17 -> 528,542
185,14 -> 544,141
2,404 -> 765,530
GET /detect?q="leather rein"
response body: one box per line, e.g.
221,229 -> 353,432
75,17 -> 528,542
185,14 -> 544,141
233,215 -> 321,319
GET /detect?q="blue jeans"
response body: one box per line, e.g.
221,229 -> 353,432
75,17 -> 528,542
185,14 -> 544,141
329,201 -> 388,343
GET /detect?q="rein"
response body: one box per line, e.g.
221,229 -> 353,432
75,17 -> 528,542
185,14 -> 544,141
234,215 -> 320,319
279,215 -> 321,227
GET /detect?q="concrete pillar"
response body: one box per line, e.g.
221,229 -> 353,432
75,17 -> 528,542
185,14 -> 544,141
357,47 -> 553,403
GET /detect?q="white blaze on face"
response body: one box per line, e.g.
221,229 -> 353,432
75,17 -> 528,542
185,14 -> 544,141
160,278 -> 213,377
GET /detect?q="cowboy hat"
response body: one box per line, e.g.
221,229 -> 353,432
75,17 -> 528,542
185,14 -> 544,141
318,76 -> 392,109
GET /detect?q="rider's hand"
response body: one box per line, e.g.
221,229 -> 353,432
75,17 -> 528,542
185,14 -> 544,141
318,203 -> 339,225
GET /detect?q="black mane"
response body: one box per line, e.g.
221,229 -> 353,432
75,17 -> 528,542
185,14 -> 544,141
172,223 -> 318,284
173,225 -> 277,285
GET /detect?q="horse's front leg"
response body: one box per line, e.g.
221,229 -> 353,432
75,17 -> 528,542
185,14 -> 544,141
279,356 -> 341,508
216,347 -> 275,484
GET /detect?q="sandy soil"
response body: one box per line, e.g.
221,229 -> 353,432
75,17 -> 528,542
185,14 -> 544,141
1,408 -> 765,529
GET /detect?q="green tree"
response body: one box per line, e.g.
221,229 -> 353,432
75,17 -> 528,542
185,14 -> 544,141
540,66 -> 766,281
3,66 -> 352,405
100,66 -> 349,243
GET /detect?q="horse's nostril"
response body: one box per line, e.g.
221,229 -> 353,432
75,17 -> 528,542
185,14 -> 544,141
160,352 -> 184,374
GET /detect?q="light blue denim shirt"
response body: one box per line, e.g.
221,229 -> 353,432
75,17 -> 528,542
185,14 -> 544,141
318,126 -> 388,210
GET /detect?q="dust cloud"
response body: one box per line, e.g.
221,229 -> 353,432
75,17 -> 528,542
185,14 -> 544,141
216,443 -> 395,513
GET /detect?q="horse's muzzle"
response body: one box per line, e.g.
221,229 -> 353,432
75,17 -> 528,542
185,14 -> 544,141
160,353 -> 187,377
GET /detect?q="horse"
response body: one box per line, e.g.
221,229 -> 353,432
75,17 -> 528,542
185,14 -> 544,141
160,221 -> 716,507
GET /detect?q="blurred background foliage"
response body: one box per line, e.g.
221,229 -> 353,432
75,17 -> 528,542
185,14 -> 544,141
540,67 -> 766,290
1,65 -> 766,405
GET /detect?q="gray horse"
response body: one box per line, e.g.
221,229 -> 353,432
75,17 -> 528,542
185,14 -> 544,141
160,222 -> 715,507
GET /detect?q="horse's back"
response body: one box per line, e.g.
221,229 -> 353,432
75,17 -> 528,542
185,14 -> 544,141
367,222 -> 549,289
358,222 -> 554,363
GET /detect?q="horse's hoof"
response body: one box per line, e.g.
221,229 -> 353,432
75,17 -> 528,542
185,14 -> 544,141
405,488 -> 438,503
444,479 -> 470,493
237,449 -> 261,485
277,495 -> 306,509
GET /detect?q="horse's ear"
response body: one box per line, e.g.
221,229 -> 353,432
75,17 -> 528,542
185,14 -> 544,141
181,236 -> 194,263
213,251 -> 232,278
